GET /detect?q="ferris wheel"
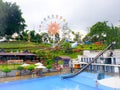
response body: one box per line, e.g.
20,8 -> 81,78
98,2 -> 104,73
39,15 -> 69,44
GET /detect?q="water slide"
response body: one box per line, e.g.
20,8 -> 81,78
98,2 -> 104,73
62,42 -> 116,79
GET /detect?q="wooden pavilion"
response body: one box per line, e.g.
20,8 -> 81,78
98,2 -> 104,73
0,52 -> 36,64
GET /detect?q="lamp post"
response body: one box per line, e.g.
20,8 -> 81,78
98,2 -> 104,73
70,60 -> 73,73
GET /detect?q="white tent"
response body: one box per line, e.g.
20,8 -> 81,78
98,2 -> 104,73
98,77 -> 120,90
35,65 -> 46,76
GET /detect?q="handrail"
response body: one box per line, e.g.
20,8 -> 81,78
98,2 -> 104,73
62,42 -> 116,79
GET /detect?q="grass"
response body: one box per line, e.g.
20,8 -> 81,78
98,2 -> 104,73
0,41 -> 36,48
0,41 -> 51,52
0,64 -> 21,70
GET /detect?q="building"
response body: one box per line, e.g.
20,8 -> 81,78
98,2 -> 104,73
0,52 -> 36,64
72,50 -> 120,73
55,56 -> 71,68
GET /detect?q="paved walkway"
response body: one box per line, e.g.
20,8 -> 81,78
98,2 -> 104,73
0,68 -> 70,83
1,68 -> 119,83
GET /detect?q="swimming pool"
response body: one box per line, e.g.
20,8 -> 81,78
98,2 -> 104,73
0,72 -> 120,90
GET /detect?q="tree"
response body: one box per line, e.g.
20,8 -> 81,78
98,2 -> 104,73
46,59 -> 54,72
83,21 -> 120,49
0,1 -> 26,38
2,68 -> 11,77
83,21 -> 110,43
34,33 -> 42,43
30,30 -> 42,43
46,65 -> 52,72
17,66 -> 24,76
62,42 -> 71,49
27,65 -> 35,74
88,21 -> 109,42
107,25 -> 120,48
30,30 -> 36,42
18,30 -> 42,43
62,42 -> 72,53
0,0 -> 6,37
19,30 -> 29,41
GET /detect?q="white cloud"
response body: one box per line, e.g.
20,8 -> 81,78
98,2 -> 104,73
3,0 -> 120,35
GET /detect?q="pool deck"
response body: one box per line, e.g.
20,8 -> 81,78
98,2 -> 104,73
0,68 -> 119,83
0,68 -> 70,83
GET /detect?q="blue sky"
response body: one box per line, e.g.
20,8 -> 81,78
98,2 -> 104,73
3,0 -> 120,35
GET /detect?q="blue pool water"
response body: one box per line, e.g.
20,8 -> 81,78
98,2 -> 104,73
0,72 -> 120,90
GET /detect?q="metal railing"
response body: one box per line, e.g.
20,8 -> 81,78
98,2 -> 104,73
62,42 -> 116,79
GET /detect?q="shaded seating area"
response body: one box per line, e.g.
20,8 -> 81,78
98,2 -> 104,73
0,52 -> 36,64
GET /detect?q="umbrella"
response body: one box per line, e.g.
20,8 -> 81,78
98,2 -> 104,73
98,77 -> 120,90
21,63 -> 30,67
35,62 -> 43,66
35,65 -> 46,76
35,65 -> 46,69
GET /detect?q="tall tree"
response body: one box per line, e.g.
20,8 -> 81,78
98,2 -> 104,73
83,21 -> 110,43
0,1 -> 26,37
30,30 -> 42,43
0,0 -> 6,37
83,21 -> 120,48
34,33 -> 42,43
18,30 -> 42,43
108,25 -> 120,48
19,30 -> 29,41
89,21 -> 110,42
